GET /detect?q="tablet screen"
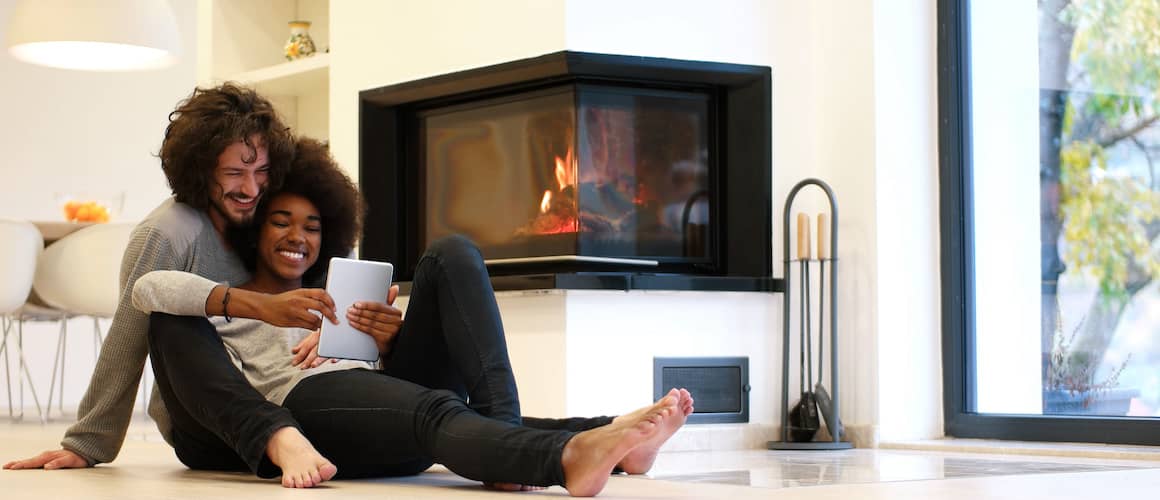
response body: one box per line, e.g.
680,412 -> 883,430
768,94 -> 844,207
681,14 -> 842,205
317,257 -> 394,361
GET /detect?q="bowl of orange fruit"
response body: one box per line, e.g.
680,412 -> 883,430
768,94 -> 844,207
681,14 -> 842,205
58,193 -> 123,223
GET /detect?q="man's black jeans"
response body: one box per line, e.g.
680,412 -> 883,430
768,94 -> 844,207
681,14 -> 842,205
147,235 -> 612,484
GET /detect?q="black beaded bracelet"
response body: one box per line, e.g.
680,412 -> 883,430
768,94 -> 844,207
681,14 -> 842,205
222,286 -> 233,323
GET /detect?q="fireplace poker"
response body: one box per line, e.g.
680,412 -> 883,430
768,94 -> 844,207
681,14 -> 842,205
814,212 -> 843,439
817,212 -> 825,384
803,213 -> 813,409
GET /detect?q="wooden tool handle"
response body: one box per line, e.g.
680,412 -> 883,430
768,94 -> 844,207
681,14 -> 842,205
797,213 -> 810,261
817,213 -> 828,260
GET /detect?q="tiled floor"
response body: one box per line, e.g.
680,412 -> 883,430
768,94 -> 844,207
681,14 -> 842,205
3,421 -> 1160,499
650,449 -> 1146,488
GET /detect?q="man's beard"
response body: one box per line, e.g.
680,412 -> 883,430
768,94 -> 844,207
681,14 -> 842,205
211,192 -> 261,227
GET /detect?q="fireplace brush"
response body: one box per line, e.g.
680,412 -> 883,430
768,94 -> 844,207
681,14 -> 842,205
786,213 -> 820,442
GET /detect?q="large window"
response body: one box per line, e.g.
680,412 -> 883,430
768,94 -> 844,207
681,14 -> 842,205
941,0 -> 1160,443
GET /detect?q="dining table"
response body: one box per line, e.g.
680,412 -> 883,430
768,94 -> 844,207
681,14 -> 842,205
32,221 -> 97,245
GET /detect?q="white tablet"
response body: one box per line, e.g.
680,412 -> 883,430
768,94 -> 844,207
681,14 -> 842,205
317,257 -> 394,362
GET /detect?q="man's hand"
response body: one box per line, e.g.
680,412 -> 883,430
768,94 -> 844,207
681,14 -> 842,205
349,285 -> 403,356
3,449 -> 89,470
290,330 -> 336,369
258,289 -> 338,330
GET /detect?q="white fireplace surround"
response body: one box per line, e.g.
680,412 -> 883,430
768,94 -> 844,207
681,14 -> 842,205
394,288 -> 784,451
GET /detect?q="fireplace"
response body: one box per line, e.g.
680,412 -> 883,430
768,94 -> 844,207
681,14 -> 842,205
360,51 -> 775,291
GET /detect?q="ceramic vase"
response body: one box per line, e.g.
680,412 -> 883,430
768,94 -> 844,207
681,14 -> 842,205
284,20 -> 317,61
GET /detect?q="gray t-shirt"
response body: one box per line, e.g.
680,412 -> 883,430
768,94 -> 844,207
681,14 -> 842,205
60,199 -> 249,464
131,270 -> 373,405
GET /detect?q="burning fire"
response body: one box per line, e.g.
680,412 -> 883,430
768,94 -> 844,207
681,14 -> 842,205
540,190 -> 552,213
540,149 -> 576,214
555,149 -> 575,190
520,148 -> 579,235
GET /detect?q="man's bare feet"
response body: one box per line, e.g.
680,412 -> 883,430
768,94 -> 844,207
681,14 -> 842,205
265,427 -> 338,488
561,393 -> 679,497
617,388 -> 694,474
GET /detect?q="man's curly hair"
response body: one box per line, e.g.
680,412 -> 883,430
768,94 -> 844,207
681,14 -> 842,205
159,83 -> 295,211
234,138 -> 364,285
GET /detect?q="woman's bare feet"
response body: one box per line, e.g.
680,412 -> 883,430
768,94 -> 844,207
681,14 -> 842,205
561,393 -> 679,497
617,388 -> 694,474
265,427 -> 338,488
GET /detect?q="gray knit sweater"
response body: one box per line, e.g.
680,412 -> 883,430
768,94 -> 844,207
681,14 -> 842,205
130,271 -> 372,405
60,199 -> 249,464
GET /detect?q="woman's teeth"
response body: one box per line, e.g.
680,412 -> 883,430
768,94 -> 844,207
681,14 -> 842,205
278,250 -> 305,261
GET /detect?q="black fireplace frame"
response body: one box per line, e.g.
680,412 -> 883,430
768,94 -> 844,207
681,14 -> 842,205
359,51 -> 776,291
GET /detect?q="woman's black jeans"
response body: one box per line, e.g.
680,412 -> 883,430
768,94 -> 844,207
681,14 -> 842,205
147,312 -> 293,478
147,235 -> 612,484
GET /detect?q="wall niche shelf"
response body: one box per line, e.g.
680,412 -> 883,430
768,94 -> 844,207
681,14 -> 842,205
197,0 -> 331,141
229,53 -> 330,97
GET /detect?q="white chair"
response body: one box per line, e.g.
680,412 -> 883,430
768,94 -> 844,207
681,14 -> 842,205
33,223 -> 136,419
0,219 -> 47,421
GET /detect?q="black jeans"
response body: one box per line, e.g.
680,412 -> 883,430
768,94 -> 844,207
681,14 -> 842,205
283,235 -> 612,483
148,235 -> 612,484
147,312 -> 294,478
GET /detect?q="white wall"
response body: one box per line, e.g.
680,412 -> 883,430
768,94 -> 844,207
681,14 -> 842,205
0,0 -> 196,412
563,0 -> 772,64
775,0 -> 885,437
766,0 -> 942,442
872,0 -> 942,440
563,290 -> 777,422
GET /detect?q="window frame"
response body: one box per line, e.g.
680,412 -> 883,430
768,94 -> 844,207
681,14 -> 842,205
938,0 -> 1160,444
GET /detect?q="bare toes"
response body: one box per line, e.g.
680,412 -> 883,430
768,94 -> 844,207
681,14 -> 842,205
320,463 -> 338,481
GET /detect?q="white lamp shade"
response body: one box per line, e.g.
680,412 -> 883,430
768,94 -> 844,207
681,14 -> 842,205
6,0 -> 180,71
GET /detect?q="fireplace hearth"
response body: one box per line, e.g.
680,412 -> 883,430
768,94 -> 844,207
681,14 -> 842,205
359,51 -> 778,292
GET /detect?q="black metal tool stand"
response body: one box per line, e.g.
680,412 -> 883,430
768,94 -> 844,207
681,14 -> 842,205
768,178 -> 852,450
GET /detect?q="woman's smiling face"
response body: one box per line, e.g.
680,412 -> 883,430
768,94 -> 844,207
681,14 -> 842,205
257,192 -> 322,284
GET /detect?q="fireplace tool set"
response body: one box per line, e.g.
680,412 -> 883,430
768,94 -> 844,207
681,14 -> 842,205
768,178 -> 852,450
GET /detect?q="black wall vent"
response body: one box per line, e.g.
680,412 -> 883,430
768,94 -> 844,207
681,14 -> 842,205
654,357 -> 749,424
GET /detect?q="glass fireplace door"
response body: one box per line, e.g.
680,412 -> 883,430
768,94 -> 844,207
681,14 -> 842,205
421,84 -> 712,264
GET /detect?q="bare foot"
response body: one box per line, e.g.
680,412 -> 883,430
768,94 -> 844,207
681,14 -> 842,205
561,393 -> 679,497
617,388 -> 694,474
265,427 -> 338,488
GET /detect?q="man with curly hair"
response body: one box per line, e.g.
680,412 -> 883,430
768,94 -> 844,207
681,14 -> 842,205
5,83 -> 297,471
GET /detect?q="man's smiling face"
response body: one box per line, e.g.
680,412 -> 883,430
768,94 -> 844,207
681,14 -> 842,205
208,136 -> 270,230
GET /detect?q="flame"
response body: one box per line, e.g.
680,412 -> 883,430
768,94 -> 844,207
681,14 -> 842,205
554,158 -> 568,191
540,190 -> 552,213
520,147 -> 579,235
554,147 -> 575,190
